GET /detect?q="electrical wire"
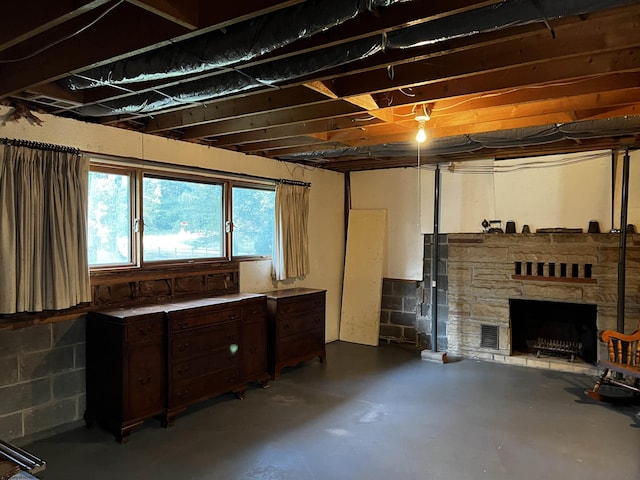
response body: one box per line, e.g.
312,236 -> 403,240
0,0 -> 125,64
431,151 -> 611,175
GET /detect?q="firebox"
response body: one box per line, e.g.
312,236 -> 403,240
510,299 -> 597,364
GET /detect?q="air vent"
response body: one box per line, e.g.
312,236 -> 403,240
31,95 -> 81,110
480,324 -> 499,349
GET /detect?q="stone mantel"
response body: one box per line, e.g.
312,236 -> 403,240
446,233 -> 640,365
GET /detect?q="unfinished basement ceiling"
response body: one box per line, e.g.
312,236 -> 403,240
2,0 -> 640,172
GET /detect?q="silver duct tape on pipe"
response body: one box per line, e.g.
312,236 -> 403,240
73,38 -> 381,117
385,0 -> 637,49
276,116 -> 640,162
63,0 -> 409,90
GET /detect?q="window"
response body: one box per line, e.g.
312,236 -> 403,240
87,163 -> 275,269
143,175 -> 224,262
88,168 -> 134,266
232,186 -> 275,257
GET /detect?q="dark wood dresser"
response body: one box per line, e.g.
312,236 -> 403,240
85,293 -> 268,442
264,288 -> 326,380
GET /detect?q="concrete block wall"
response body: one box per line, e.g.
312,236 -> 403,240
0,318 -> 86,445
416,234 -> 449,351
380,279 -> 419,345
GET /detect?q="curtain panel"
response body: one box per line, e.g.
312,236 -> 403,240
272,183 -> 310,281
0,144 -> 91,314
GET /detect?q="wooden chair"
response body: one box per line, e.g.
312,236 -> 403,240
585,328 -> 640,402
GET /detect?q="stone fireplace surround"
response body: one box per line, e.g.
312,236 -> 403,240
446,233 -> 640,374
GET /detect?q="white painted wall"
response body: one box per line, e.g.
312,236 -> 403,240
0,108 -> 346,341
350,168 -> 423,280
352,150 -> 637,280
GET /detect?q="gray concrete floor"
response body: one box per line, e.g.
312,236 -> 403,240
27,341 -> 640,480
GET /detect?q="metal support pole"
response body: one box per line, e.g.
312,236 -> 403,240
431,164 -> 441,352
617,148 -> 630,333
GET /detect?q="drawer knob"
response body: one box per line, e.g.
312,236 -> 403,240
229,343 -> 239,354
138,326 -> 152,336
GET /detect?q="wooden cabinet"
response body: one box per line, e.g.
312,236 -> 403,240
85,305 -> 166,443
264,288 -> 326,380
86,293 -> 268,442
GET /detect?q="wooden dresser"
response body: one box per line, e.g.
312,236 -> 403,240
85,293 -> 268,442
264,288 -> 326,380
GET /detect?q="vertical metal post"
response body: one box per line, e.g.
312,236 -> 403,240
617,148 -> 630,333
431,164 -> 441,352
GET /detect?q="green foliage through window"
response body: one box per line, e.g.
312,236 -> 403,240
88,164 -> 275,268
232,186 -> 275,257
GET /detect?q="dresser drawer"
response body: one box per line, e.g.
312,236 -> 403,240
278,311 -> 324,338
171,323 -> 241,360
278,329 -> 325,360
170,367 -> 242,406
125,320 -> 164,343
242,299 -> 266,322
170,306 -> 241,332
276,292 -> 325,316
171,346 -> 240,381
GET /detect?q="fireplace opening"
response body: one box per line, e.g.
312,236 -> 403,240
510,299 -> 597,363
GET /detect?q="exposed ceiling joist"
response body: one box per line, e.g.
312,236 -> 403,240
1,0 -> 639,172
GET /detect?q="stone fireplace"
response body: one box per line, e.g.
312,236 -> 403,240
445,233 -> 640,373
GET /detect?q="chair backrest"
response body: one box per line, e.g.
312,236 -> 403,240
601,330 -> 640,366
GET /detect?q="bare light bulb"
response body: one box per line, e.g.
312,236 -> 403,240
416,120 -> 427,143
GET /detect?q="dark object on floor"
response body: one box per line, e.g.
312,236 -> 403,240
585,328 -> 640,403
0,439 -> 46,479
521,224 -> 531,234
587,220 -> 600,233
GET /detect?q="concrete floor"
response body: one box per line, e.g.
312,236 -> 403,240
26,341 -> 640,480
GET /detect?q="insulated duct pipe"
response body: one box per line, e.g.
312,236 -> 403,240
431,164 -> 441,352
64,0 -> 635,117
64,0 -> 411,90
617,148 -> 630,333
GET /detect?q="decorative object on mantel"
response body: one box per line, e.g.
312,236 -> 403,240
521,224 -> 531,234
481,219 -> 505,233
505,220 -> 516,233
535,227 -> 583,233
587,220 -> 600,233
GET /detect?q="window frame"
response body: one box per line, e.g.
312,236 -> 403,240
88,161 -> 275,272
230,181 -> 276,260
87,163 -> 138,271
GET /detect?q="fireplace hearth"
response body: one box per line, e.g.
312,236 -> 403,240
444,233 -> 640,373
510,299 -> 597,363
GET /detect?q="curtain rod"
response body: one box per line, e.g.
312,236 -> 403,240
85,150 -> 311,188
279,179 -> 311,187
1,138 -> 80,154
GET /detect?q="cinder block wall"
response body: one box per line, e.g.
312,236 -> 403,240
0,319 -> 86,444
380,234 -> 449,349
380,279 -> 419,345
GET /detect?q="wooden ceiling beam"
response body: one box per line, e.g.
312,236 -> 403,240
144,86 -> 330,132
331,12 -> 640,98
0,3 -> 189,98
126,0 -> 200,30
0,0 -> 113,53
210,116 -> 384,147
182,101 -> 369,139
41,0 -> 504,116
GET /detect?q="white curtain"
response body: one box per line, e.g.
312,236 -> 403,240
272,183 -> 310,281
0,143 -> 91,314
